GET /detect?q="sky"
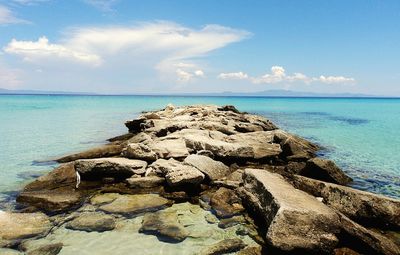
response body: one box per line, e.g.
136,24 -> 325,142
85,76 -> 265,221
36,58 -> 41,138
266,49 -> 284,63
0,0 -> 399,95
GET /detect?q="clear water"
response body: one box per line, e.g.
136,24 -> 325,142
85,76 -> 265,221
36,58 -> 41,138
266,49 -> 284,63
0,95 -> 399,205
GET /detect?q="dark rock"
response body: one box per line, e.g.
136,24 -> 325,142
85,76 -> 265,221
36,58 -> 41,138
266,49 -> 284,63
126,175 -> 165,189
140,210 -> 188,242
75,158 -> 147,180
65,212 -> 116,232
240,168 -> 341,254
273,130 -> 319,160
125,117 -> 147,133
200,238 -> 247,255
237,246 -> 263,255
107,133 -> 135,142
218,105 -> 241,114
56,144 -> 123,163
210,187 -> 244,218
291,175 -> 400,229
300,158 -> 352,185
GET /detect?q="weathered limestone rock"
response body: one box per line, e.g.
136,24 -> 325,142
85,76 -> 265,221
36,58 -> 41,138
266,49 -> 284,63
210,187 -> 245,218
237,246 -> 263,255
338,213 -> 400,255
75,158 -> 147,179
149,159 -> 205,187
184,154 -> 230,181
56,144 -> 123,163
17,187 -> 83,213
98,194 -> 170,215
300,157 -> 352,185
25,243 -> 63,255
126,176 -> 165,189
140,210 -> 188,242
291,175 -> 400,229
273,130 -> 319,160
150,138 -> 190,159
200,238 -> 247,255
65,212 -> 116,232
0,248 -> 24,255
240,169 -> 341,253
0,212 -> 52,242
123,143 -> 157,161
225,131 -> 282,159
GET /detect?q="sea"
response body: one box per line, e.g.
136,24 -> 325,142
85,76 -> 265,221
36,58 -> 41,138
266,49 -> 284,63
0,95 -> 399,209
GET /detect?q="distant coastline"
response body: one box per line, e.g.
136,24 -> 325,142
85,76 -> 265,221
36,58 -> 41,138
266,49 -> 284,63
0,88 -> 398,98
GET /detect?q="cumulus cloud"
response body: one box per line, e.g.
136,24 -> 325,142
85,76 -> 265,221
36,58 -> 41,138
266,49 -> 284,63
4,36 -> 102,65
218,66 -> 355,85
0,5 -> 28,25
218,71 -> 248,80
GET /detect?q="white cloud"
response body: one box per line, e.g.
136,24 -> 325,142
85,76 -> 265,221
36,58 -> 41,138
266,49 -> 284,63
218,66 -> 355,85
218,71 -> 248,80
0,5 -> 28,25
4,36 -> 102,65
83,0 -> 118,12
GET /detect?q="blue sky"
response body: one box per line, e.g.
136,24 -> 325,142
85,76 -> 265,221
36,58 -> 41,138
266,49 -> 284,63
0,0 -> 399,95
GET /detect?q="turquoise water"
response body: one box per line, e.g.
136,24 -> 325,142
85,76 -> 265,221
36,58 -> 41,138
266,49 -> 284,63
0,95 -> 399,206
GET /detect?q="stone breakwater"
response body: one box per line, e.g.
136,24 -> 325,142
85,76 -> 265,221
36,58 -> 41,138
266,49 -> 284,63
1,104 -> 399,255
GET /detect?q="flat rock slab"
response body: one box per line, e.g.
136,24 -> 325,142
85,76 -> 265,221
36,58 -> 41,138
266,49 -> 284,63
57,144 -> 123,163
140,210 -> 188,242
75,157 -> 147,179
0,212 -> 52,241
291,175 -> 400,229
24,243 -> 63,255
241,169 -> 341,253
66,212 -> 116,232
149,159 -> 205,187
126,176 -> 165,189
0,248 -> 24,255
124,143 -> 157,161
200,238 -> 247,255
300,157 -> 352,185
150,138 -> 190,159
98,194 -> 170,216
184,154 -> 230,181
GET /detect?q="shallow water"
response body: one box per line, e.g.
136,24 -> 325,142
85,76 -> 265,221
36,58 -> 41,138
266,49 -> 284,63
0,95 -> 399,201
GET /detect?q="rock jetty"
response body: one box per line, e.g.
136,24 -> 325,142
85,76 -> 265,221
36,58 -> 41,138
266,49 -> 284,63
1,104 -> 399,255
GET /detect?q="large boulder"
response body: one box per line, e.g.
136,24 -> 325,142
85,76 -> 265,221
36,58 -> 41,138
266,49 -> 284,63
0,212 -> 52,245
123,143 -> 158,161
300,158 -> 352,185
150,137 -> 190,159
17,163 -> 84,213
240,169 -> 341,254
140,210 -> 188,242
210,187 -> 245,218
97,194 -> 170,216
148,158 -> 205,187
184,154 -> 230,181
56,144 -> 123,163
338,213 -> 400,255
124,117 -> 147,133
65,212 -> 116,232
75,158 -> 147,180
291,175 -> 400,229
273,130 -> 319,160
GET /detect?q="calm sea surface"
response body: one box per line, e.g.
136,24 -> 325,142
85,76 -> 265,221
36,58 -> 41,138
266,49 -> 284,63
0,95 -> 399,207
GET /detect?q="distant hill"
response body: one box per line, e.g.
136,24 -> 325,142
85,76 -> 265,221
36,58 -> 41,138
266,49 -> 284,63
0,88 -> 386,97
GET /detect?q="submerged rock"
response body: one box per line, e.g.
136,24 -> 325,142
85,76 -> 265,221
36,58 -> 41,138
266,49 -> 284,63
184,154 -> 230,181
149,158 -> 205,187
291,175 -> 400,229
200,238 -> 247,255
0,212 -> 52,244
300,157 -> 352,185
140,210 -> 188,242
98,194 -> 170,216
65,212 -> 116,232
240,169 -> 340,253
210,187 -> 245,219
75,158 -> 147,180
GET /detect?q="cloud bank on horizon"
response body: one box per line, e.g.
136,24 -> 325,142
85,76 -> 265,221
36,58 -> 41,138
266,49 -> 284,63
4,0 -> 393,94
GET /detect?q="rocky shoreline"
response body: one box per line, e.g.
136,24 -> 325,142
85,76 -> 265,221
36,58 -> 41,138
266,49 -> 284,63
1,104 -> 399,255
